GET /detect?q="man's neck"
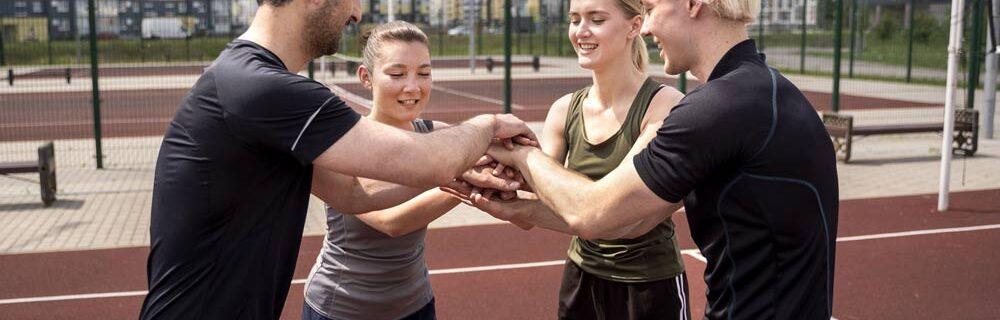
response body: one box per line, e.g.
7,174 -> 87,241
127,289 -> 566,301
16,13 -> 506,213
688,21 -> 750,81
238,5 -> 313,73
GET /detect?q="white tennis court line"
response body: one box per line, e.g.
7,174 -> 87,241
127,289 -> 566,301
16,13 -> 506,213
329,83 -> 526,112
681,249 -> 707,263
433,85 -> 526,110
1,223 -> 998,305
836,224 -> 1000,242
0,290 -> 148,305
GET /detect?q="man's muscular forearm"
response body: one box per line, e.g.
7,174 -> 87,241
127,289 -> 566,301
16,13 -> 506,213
312,167 -> 429,215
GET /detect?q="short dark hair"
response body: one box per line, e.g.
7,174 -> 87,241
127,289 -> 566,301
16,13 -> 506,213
258,0 -> 294,6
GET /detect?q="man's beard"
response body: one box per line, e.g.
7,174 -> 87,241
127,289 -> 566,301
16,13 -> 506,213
305,0 -> 345,57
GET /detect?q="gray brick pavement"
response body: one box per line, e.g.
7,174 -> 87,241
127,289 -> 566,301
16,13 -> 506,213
2,123 -> 998,254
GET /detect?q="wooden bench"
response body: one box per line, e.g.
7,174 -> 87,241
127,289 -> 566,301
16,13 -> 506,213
0,142 -> 57,206
822,109 -> 979,162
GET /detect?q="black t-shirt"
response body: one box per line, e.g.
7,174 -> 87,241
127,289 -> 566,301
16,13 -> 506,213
634,40 -> 839,320
140,40 -> 361,319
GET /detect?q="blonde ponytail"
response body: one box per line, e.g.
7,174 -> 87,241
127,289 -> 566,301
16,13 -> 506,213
631,34 -> 648,72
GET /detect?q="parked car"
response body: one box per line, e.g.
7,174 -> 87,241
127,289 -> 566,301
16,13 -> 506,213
447,26 -> 469,36
143,17 -> 187,39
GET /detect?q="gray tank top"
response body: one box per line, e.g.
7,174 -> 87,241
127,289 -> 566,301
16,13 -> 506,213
304,119 -> 435,320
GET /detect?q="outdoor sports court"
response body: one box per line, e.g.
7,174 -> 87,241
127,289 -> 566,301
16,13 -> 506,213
0,188 -> 997,319
3,0 -> 1000,315
2,55 -> 1000,317
2,51 -> 1000,318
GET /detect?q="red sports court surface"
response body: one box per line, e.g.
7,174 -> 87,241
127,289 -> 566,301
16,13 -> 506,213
0,189 -> 998,319
0,76 -> 936,141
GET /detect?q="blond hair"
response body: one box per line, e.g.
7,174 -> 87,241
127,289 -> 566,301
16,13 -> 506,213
360,21 -> 430,70
703,0 -> 761,23
611,0 -> 648,72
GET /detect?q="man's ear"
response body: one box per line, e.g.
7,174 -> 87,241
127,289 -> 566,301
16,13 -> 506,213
688,0 -> 704,18
358,65 -> 372,89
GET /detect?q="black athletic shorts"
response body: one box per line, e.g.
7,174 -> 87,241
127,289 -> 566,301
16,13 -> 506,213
558,261 -> 691,320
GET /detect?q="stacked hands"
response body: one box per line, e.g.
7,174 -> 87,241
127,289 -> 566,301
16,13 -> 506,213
440,114 -> 541,230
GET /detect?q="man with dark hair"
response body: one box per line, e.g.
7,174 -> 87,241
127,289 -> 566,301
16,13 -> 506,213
138,0 -> 534,319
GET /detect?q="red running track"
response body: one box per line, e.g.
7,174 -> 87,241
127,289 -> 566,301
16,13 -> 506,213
0,189 -> 998,319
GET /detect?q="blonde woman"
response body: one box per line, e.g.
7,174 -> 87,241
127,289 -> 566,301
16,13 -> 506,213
461,0 -> 690,318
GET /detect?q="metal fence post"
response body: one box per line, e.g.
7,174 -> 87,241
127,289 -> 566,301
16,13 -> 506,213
1,16 -> 6,66
515,3 -> 521,55
801,0 -> 808,73
832,0 -> 844,112
986,0 -> 1000,138
438,4 -> 445,56
47,0 -> 54,65
87,0 -> 104,169
529,18 -> 535,55
967,0 -> 986,110
848,0 -> 857,78
543,9 -> 549,55
504,0 -> 512,114
478,10 -> 484,56
906,0 -> 915,82
140,0 -> 146,63
758,0 -> 765,51
558,0 -> 565,56
468,0 -> 477,73
186,0 -> 193,61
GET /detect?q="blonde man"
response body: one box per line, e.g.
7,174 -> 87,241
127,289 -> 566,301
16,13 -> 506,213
457,0 -> 839,318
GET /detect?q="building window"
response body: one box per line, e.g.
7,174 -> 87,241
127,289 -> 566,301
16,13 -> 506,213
52,0 -> 69,13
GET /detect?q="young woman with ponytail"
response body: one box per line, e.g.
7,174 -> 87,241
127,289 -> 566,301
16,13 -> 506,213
464,0 -> 691,318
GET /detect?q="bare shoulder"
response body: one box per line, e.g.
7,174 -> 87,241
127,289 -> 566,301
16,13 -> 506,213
545,93 -> 575,128
643,85 -> 684,127
547,93 -> 574,120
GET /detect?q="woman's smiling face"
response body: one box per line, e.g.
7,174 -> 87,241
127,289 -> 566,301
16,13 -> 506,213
364,40 -> 433,123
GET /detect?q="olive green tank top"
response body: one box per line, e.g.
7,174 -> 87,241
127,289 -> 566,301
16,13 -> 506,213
564,78 -> 685,283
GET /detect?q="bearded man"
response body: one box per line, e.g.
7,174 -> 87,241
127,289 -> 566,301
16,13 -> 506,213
139,0 -> 535,318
